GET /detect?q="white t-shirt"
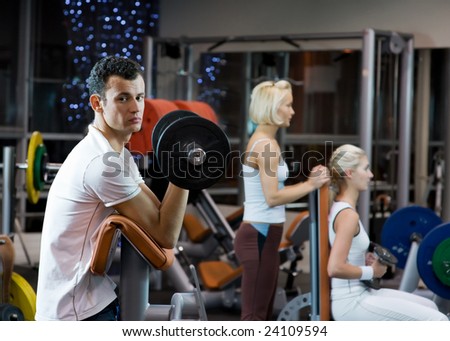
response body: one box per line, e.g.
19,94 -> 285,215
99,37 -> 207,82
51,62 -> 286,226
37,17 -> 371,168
35,125 -> 144,321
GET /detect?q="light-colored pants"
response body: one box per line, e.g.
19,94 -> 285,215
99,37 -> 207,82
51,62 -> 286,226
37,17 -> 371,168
331,285 -> 448,321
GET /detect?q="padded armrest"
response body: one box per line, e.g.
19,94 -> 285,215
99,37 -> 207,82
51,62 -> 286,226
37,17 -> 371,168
0,234 -> 15,303
90,215 -> 174,275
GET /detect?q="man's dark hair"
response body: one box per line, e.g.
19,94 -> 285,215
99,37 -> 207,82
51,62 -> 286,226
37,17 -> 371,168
87,55 -> 144,98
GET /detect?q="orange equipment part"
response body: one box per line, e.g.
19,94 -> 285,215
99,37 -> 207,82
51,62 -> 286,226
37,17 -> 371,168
197,261 -> 242,291
90,214 -> 174,276
182,214 -> 213,243
319,185 -> 331,321
127,98 -> 179,155
0,234 -> 15,303
172,100 -> 219,124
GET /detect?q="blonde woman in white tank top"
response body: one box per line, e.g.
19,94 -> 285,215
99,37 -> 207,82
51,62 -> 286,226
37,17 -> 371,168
327,144 -> 447,321
234,80 -> 329,320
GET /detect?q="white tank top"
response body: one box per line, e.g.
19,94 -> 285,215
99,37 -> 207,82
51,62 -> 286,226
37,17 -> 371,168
242,139 -> 289,223
328,201 -> 370,289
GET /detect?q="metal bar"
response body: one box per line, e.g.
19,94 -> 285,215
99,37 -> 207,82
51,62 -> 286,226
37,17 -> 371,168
2,147 -> 16,235
17,0 -> 32,133
143,36 -> 154,98
359,28 -> 376,230
152,30 -> 413,45
441,49 -> 450,221
16,0 -> 33,233
0,162 -> 62,171
164,257 -> 195,292
45,163 -> 62,172
238,52 -> 252,206
189,264 -> 208,321
184,44 -> 194,100
278,52 -> 290,153
28,133 -> 84,141
399,239 -> 420,292
414,50 -> 431,206
396,37 -> 415,209
120,238 -> 149,321
194,190 -> 236,257
284,134 -> 359,145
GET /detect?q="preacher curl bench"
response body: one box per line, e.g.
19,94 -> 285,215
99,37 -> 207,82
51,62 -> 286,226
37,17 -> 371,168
90,214 -> 207,321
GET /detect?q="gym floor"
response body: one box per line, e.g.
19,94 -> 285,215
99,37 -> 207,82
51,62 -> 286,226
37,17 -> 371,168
12,231 -> 443,321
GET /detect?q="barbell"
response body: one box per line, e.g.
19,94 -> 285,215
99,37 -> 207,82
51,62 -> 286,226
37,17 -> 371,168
25,131 -> 60,204
381,205 -> 442,268
0,131 -> 62,204
417,222 -> 450,299
381,205 -> 450,299
151,110 -> 231,190
3,110 -> 231,203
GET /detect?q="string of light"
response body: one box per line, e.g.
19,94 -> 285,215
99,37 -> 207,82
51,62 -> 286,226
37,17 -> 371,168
61,0 -> 159,129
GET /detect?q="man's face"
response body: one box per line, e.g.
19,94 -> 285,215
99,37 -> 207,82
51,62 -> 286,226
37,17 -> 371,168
100,74 -> 145,135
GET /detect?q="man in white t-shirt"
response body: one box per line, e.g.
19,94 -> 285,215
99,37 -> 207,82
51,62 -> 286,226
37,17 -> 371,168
35,56 -> 189,321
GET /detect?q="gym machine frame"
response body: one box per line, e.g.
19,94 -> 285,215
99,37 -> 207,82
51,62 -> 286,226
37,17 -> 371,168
144,28 -> 415,229
277,186 -> 330,321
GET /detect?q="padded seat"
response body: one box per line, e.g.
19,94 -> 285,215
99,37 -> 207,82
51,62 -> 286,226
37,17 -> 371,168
197,261 -> 242,291
90,214 -> 174,276
182,214 -> 213,243
0,235 -> 14,303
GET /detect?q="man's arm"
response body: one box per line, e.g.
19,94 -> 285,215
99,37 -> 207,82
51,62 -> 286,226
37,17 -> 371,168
114,183 -> 189,248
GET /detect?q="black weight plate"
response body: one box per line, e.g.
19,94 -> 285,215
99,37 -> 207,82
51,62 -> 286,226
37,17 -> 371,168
156,116 -> 230,190
153,112 -> 196,169
417,222 -> 450,300
151,110 -> 198,157
0,303 -> 24,321
156,115 -> 230,190
381,206 -> 442,269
